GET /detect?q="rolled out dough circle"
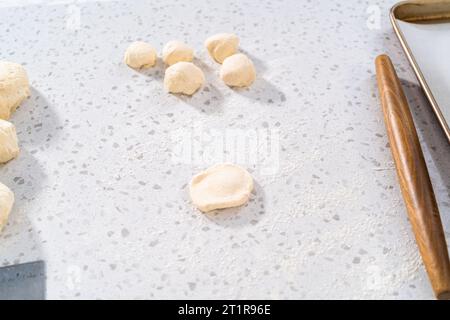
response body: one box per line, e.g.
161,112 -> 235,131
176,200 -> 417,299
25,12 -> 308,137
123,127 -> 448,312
189,163 -> 254,212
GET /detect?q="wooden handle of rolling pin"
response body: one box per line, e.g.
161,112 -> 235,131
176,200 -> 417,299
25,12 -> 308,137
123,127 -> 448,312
375,54 -> 450,300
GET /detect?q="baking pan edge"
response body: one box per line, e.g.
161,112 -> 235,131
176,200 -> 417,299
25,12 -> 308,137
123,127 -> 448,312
390,1 -> 450,143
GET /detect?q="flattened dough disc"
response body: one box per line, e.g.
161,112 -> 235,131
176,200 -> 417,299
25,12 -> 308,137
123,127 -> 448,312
189,163 -> 254,212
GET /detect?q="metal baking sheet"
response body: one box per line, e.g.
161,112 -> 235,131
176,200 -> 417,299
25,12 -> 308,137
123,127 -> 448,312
391,0 -> 450,142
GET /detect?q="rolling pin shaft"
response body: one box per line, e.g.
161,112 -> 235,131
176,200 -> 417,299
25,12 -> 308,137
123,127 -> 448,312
375,54 -> 450,300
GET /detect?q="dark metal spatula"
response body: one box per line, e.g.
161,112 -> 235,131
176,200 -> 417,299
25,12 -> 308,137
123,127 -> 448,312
0,261 -> 46,300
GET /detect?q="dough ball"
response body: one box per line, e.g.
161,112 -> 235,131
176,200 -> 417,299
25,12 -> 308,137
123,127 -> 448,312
162,40 -> 194,66
189,163 -> 254,212
124,41 -> 157,69
0,61 -> 30,120
205,33 -> 239,64
0,182 -> 14,233
0,119 -> 19,163
164,62 -> 205,95
220,53 -> 256,87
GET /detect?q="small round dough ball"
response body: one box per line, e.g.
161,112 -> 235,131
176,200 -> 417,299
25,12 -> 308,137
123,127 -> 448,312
189,163 -> 254,212
164,62 -> 205,95
220,53 -> 256,87
205,33 -> 239,64
0,182 -> 14,233
0,61 -> 30,120
124,41 -> 157,69
0,119 -> 19,163
162,41 -> 194,66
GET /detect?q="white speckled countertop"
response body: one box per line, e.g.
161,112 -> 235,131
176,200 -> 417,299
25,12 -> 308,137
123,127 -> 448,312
0,0 -> 449,299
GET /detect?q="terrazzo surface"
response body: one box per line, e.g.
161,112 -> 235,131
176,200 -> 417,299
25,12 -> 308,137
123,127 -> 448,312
0,0 -> 449,299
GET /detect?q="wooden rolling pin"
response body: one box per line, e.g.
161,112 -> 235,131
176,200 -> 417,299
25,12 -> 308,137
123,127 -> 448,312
375,54 -> 450,300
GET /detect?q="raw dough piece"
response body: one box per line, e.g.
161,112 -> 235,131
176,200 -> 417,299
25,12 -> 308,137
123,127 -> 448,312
205,33 -> 239,64
164,62 -> 205,95
220,53 -> 256,87
0,119 -> 19,163
189,163 -> 254,212
0,61 -> 30,120
124,41 -> 157,69
0,182 -> 14,233
162,40 -> 194,66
